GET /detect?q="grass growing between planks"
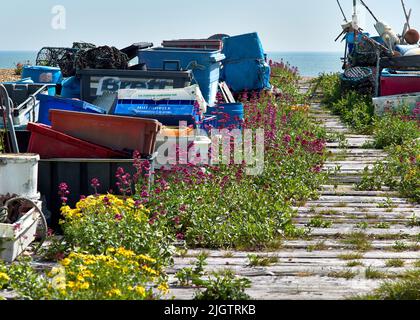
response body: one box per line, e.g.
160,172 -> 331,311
354,270 -> 420,300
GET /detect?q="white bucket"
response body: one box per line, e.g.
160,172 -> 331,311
0,154 -> 40,199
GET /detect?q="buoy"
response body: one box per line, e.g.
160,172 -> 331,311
405,29 -> 420,45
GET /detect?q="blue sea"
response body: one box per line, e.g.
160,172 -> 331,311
0,51 -> 37,69
268,52 -> 343,77
0,51 -> 343,77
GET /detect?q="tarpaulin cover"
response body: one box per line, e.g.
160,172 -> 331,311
221,32 -> 271,91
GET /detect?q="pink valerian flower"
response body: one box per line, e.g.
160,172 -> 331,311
283,134 -> 292,144
58,182 -> 70,205
91,178 -> 101,195
47,228 -> 55,237
176,233 -> 185,241
103,196 -> 111,206
173,216 -> 181,225
115,167 -> 133,196
312,165 -> 322,173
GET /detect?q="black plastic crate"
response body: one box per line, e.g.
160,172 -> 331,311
78,68 -> 192,103
38,155 -> 157,230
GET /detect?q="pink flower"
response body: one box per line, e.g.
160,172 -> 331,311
283,134 -> 292,144
176,233 -> 185,240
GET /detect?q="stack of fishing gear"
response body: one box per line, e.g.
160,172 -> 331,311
36,42 -> 97,77
75,46 -> 129,71
340,66 -> 375,95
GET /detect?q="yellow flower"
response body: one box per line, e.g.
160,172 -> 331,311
77,275 -> 85,282
61,258 -> 71,267
138,254 -> 157,264
135,286 -> 146,297
158,282 -> 169,295
67,281 -> 75,289
141,265 -> 159,276
0,272 -> 10,282
107,289 -> 122,297
79,282 -> 90,290
116,247 -> 135,258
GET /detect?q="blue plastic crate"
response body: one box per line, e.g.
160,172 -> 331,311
22,66 -> 63,84
37,94 -> 106,126
138,48 -> 225,106
113,99 -> 200,126
61,76 -> 81,99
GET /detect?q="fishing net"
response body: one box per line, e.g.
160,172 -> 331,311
36,43 -> 97,77
349,40 -> 378,67
340,66 -> 374,95
75,46 -> 129,71
36,47 -> 79,77
72,42 -> 96,51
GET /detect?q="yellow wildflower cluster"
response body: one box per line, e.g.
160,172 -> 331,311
46,248 -> 166,300
0,272 -> 10,285
291,105 -> 310,112
60,194 -> 149,224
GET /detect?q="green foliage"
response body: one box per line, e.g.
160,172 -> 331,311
328,269 -> 358,280
306,216 -> 332,229
316,73 -> 341,106
147,78 -> 328,250
358,141 -> 420,203
61,195 -> 175,266
5,258 -> 49,300
247,254 -> 278,267
341,232 -> 372,252
316,74 -> 374,133
385,259 -> 405,268
194,270 -> 252,301
175,252 -> 208,287
365,267 -> 389,279
355,270 -> 420,300
372,109 -> 420,149
331,91 -> 374,133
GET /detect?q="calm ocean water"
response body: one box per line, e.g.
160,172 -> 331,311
268,52 -> 343,77
0,51 -> 37,69
0,51 -> 342,77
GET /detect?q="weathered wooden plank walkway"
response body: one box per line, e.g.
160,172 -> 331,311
168,82 -> 420,300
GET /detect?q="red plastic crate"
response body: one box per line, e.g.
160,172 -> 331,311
381,74 -> 420,96
27,123 -> 128,159
50,110 -> 162,157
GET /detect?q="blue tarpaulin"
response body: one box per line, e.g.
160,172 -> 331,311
221,32 -> 271,92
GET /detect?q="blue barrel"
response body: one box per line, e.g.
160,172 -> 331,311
138,48 -> 225,106
61,76 -> 81,99
207,103 -> 244,129
22,66 -> 63,84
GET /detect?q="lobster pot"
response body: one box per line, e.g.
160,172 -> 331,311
340,67 -> 375,95
0,154 -> 40,200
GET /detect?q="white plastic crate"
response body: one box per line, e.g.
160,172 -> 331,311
0,203 -> 41,262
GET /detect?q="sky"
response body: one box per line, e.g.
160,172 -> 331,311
0,0 -> 419,52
